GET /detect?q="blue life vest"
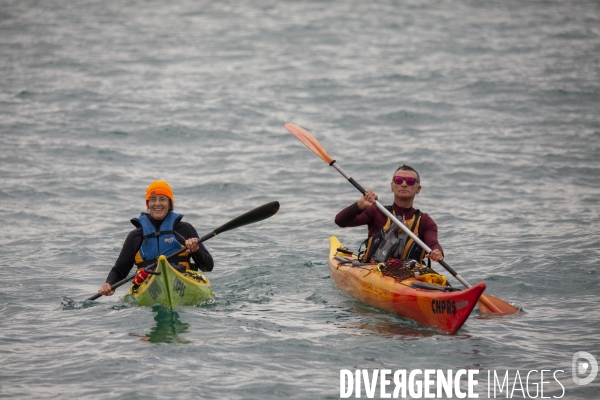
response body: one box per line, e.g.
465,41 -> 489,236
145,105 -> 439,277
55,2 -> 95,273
131,211 -> 188,268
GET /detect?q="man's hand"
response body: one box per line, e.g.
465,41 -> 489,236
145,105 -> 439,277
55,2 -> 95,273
426,249 -> 444,262
357,190 -> 378,210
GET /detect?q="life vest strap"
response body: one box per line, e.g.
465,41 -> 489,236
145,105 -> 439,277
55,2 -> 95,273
142,230 -> 175,240
363,206 -> 424,263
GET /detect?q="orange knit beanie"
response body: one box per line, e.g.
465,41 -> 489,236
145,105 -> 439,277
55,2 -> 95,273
145,180 -> 174,204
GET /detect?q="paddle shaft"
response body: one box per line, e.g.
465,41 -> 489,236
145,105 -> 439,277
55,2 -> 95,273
86,201 -> 280,301
86,247 -> 187,301
330,161 -> 471,288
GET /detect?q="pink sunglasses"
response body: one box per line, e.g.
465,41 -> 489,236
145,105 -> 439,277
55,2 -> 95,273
392,176 -> 418,186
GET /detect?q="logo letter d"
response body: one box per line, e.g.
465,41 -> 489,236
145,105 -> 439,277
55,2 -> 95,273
572,351 -> 598,385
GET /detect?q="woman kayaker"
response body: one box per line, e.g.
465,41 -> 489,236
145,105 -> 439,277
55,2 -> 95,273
97,180 -> 213,296
334,165 -> 444,264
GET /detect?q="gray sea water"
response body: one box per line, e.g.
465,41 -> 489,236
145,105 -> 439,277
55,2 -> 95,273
1,0 -> 599,399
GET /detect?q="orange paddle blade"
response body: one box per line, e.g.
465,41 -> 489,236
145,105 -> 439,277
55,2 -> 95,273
285,123 -> 334,164
478,294 -> 520,314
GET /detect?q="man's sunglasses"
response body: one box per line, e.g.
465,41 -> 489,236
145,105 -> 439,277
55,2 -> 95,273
392,176 -> 418,186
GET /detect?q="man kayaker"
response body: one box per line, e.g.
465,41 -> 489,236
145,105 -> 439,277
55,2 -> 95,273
334,165 -> 444,264
97,180 -> 213,296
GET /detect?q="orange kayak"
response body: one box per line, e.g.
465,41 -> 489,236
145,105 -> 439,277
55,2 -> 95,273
328,236 -> 485,334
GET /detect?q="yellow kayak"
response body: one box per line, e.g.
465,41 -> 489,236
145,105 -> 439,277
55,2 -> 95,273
128,255 -> 213,308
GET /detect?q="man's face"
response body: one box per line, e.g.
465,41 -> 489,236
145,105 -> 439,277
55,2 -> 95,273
391,170 -> 421,200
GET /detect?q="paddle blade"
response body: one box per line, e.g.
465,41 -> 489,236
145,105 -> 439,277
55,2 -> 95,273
285,123 -> 334,164
478,294 -> 520,315
205,201 -> 280,240
61,296 -> 96,310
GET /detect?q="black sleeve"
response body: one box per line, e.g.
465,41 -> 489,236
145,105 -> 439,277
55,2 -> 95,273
173,221 -> 214,272
105,228 -> 143,285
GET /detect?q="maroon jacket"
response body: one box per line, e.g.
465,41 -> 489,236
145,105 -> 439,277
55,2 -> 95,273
334,202 -> 443,254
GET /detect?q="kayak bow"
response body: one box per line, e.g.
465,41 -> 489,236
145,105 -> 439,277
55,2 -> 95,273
128,255 -> 213,308
329,237 -> 485,334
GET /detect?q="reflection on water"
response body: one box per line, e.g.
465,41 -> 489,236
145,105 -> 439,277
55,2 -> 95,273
338,301 -> 439,339
61,295 -> 192,343
344,320 -> 437,340
142,305 -> 191,344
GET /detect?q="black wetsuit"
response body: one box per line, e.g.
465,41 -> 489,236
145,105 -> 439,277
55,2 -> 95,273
105,215 -> 214,285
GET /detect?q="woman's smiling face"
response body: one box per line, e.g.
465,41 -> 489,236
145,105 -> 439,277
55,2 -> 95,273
147,195 -> 170,220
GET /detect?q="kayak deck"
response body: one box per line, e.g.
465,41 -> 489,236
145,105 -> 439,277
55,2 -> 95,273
128,255 -> 213,308
328,236 -> 485,334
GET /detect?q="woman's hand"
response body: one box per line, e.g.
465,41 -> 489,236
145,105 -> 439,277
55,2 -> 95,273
185,237 -> 200,253
98,282 -> 115,296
